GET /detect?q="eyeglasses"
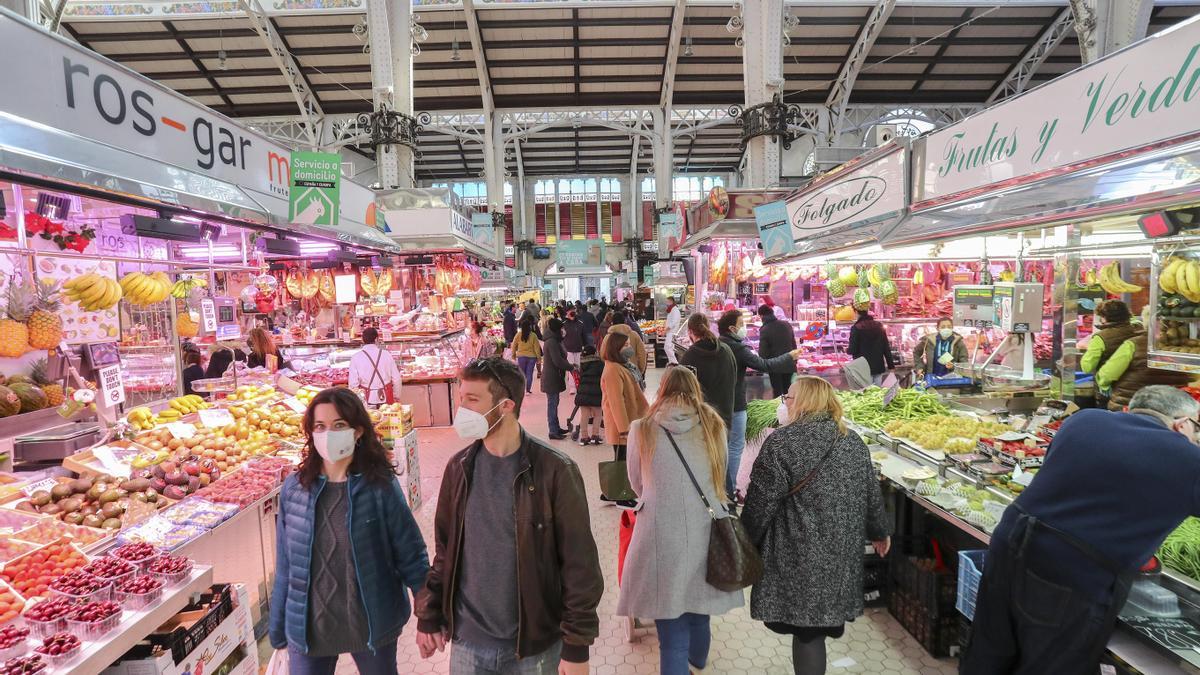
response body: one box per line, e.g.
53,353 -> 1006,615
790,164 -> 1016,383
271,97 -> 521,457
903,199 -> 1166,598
781,395 -> 793,402
465,358 -> 515,401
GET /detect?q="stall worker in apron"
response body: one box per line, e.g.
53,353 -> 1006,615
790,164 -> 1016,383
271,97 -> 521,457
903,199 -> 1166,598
349,327 -> 403,407
961,385 -> 1200,675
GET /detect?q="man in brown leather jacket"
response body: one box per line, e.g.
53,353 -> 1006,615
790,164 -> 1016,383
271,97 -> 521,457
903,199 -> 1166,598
415,357 -> 603,675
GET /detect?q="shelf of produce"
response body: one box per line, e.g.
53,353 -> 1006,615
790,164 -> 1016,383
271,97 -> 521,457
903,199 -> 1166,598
69,564 -> 214,675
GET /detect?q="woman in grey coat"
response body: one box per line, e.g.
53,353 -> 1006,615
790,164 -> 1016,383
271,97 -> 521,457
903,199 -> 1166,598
540,317 -> 575,440
742,376 -> 891,675
616,367 -> 743,675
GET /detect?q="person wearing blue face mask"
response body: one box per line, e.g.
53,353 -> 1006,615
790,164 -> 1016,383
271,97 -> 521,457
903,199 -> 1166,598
416,357 -> 603,675
270,388 -> 429,675
913,317 -> 968,380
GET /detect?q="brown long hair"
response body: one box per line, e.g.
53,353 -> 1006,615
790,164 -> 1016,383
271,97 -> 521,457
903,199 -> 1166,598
600,331 -> 628,363
782,376 -> 848,435
634,366 -> 727,494
297,387 -> 397,488
248,328 -> 276,360
687,312 -> 716,342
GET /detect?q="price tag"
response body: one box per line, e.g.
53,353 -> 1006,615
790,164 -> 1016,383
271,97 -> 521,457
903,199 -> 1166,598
1012,464 -> 1035,487
282,397 -> 307,413
136,516 -> 176,544
198,409 -> 234,428
21,477 -> 60,497
91,446 -> 131,478
97,364 -> 125,406
167,422 -> 197,439
883,381 -> 899,407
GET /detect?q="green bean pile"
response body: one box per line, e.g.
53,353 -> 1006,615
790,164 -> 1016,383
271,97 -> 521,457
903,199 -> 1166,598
1160,518 -> 1200,580
746,398 -> 782,443
835,387 -> 950,430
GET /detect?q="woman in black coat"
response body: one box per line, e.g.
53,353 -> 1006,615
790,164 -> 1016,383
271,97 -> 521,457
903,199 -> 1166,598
574,344 -> 605,445
847,310 -> 895,385
540,318 -> 575,440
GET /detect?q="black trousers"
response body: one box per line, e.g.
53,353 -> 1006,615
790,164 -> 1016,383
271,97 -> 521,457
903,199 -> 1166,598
768,372 -> 793,398
960,535 -> 1130,675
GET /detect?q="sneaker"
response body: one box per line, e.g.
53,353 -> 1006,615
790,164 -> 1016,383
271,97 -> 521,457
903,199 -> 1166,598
591,437 -> 603,446
578,438 -> 588,446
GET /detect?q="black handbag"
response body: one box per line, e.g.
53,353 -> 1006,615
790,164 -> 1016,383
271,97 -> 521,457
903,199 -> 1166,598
661,425 -> 763,592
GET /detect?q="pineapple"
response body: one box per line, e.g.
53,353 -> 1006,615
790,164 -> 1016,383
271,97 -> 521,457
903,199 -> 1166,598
27,279 -> 63,350
30,359 -> 64,407
0,277 -> 34,358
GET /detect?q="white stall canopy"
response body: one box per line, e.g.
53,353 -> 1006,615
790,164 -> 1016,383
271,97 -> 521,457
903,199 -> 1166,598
887,13 -> 1200,247
378,188 -> 498,260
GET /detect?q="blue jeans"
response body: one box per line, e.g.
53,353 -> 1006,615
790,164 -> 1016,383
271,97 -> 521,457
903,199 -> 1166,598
287,640 -> 398,675
655,613 -> 711,675
547,389 -> 563,435
450,639 -> 561,675
726,409 -> 747,500
517,357 -> 536,393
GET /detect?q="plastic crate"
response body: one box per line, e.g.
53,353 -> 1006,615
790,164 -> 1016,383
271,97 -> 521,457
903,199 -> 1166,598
889,555 -> 958,612
956,550 -> 985,620
888,588 -> 960,658
925,374 -> 973,388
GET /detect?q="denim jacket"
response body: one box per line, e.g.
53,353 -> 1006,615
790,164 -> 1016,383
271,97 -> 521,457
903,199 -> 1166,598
268,472 -> 429,653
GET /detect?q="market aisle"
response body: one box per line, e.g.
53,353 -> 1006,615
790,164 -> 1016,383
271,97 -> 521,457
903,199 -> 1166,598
309,369 -> 959,675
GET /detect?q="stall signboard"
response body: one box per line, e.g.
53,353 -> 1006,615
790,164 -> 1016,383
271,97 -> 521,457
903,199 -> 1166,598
0,12 -> 377,226
557,239 -> 605,270
782,147 -> 906,248
754,200 -> 796,259
470,212 -> 497,249
918,14 -> 1200,203
653,261 -> 687,285
288,152 -> 341,226
658,213 -> 684,256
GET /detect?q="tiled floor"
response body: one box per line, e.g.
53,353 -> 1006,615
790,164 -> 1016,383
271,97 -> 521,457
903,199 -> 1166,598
278,368 -> 960,674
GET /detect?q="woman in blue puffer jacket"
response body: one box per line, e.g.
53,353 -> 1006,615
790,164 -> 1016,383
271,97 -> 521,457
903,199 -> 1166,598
269,387 -> 429,674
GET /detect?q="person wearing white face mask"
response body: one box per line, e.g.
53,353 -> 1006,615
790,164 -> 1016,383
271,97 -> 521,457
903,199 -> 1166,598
912,317 -> 968,381
742,377 -> 890,675
415,357 -> 603,675
269,388 -> 429,675
716,309 -> 802,505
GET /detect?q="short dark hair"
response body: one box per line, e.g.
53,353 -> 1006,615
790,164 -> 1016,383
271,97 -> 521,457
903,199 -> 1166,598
184,350 -> 202,366
1097,299 -> 1131,325
548,317 -> 563,334
937,317 -> 954,328
460,357 -> 525,416
717,309 -> 741,335
611,311 -> 626,324
757,304 -> 774,318
362,327 -> 379,344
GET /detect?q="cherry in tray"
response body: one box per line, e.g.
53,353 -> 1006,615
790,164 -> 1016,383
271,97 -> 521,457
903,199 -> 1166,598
145,555 -> 190,575
81,557 -> 134,580
69,601 -> 119,623
110,543 -> 158,563
22,598 -> 76,623
48,571 -> 106,596
0,655 -> 45,674
116,576 -> 162,595
0,626 -> 28,650
33,632 -> 79,656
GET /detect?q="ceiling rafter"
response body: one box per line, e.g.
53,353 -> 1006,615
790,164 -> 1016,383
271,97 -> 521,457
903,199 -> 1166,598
826,0 -> 896,133
986,7 -> 1075,104
660,0 -> 686,110
573,9 -> 581,97
160,21 -> 237,113
462,0 -> 494,113
236,0 -> 325,146
910,8 -> 976,93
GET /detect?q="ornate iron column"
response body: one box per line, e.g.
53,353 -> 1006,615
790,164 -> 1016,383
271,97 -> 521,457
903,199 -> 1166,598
729,93 -> 805,151
354,106 -> 424,183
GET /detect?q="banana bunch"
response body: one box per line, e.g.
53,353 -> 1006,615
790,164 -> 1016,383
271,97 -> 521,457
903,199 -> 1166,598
129,449 -> 169,468
170,276 -> 209,299
127,406 -> 155,431
169,394 -> 209,413
1098,261 -> 1143,295
63,273 -> 122,311
1161,257 -> 1200,302
121,272 -> 172,306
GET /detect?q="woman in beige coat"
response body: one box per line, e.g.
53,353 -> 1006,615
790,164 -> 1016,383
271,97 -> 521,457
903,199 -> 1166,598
600,331 -> 648,462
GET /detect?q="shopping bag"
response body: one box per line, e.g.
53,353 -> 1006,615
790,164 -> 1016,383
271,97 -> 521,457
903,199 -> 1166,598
598,460 -> 637,501
842,357 -> 873,391
617,510 -> 637,586
265,649 -> 289,675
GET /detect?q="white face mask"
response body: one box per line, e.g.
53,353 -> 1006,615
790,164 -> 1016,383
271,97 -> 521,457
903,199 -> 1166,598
454,401 -> 506,440
776,400 -> 790,426
313,428 -> 356,463
939,328 -> 953,340
733,326 -> 747,340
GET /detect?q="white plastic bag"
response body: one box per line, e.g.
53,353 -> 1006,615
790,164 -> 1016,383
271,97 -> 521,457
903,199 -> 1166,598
265,649 -> 289,675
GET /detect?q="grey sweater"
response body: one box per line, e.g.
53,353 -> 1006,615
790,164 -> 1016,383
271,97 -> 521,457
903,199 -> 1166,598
306,482 -> 371,656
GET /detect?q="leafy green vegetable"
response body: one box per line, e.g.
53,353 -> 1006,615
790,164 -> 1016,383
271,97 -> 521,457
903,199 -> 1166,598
746,398 -> 781,443
834,386 -> 950,430
1160,517 -> 1200,580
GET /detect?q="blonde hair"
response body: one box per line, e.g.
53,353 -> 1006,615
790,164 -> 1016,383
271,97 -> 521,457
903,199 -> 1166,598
783,376 -> 848,435
248,328 -> 276,360
634,367 -> 727,494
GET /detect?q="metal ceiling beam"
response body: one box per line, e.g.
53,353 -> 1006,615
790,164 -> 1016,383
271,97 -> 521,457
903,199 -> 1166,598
825,0 -> 895,137
463,0 -> 494,114
986,7 -> 1074,104
909,8 -> 973,93
160,21 -> 238,113
573,9 -> 581,96
237,0 -> 323,147
660,0 -> 686,110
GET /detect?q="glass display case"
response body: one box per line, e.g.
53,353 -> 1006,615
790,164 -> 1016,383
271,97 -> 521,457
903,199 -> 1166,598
119,346 -> 177,407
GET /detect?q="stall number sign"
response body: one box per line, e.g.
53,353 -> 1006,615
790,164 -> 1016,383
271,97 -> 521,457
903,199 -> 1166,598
98,365 -> 125,406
